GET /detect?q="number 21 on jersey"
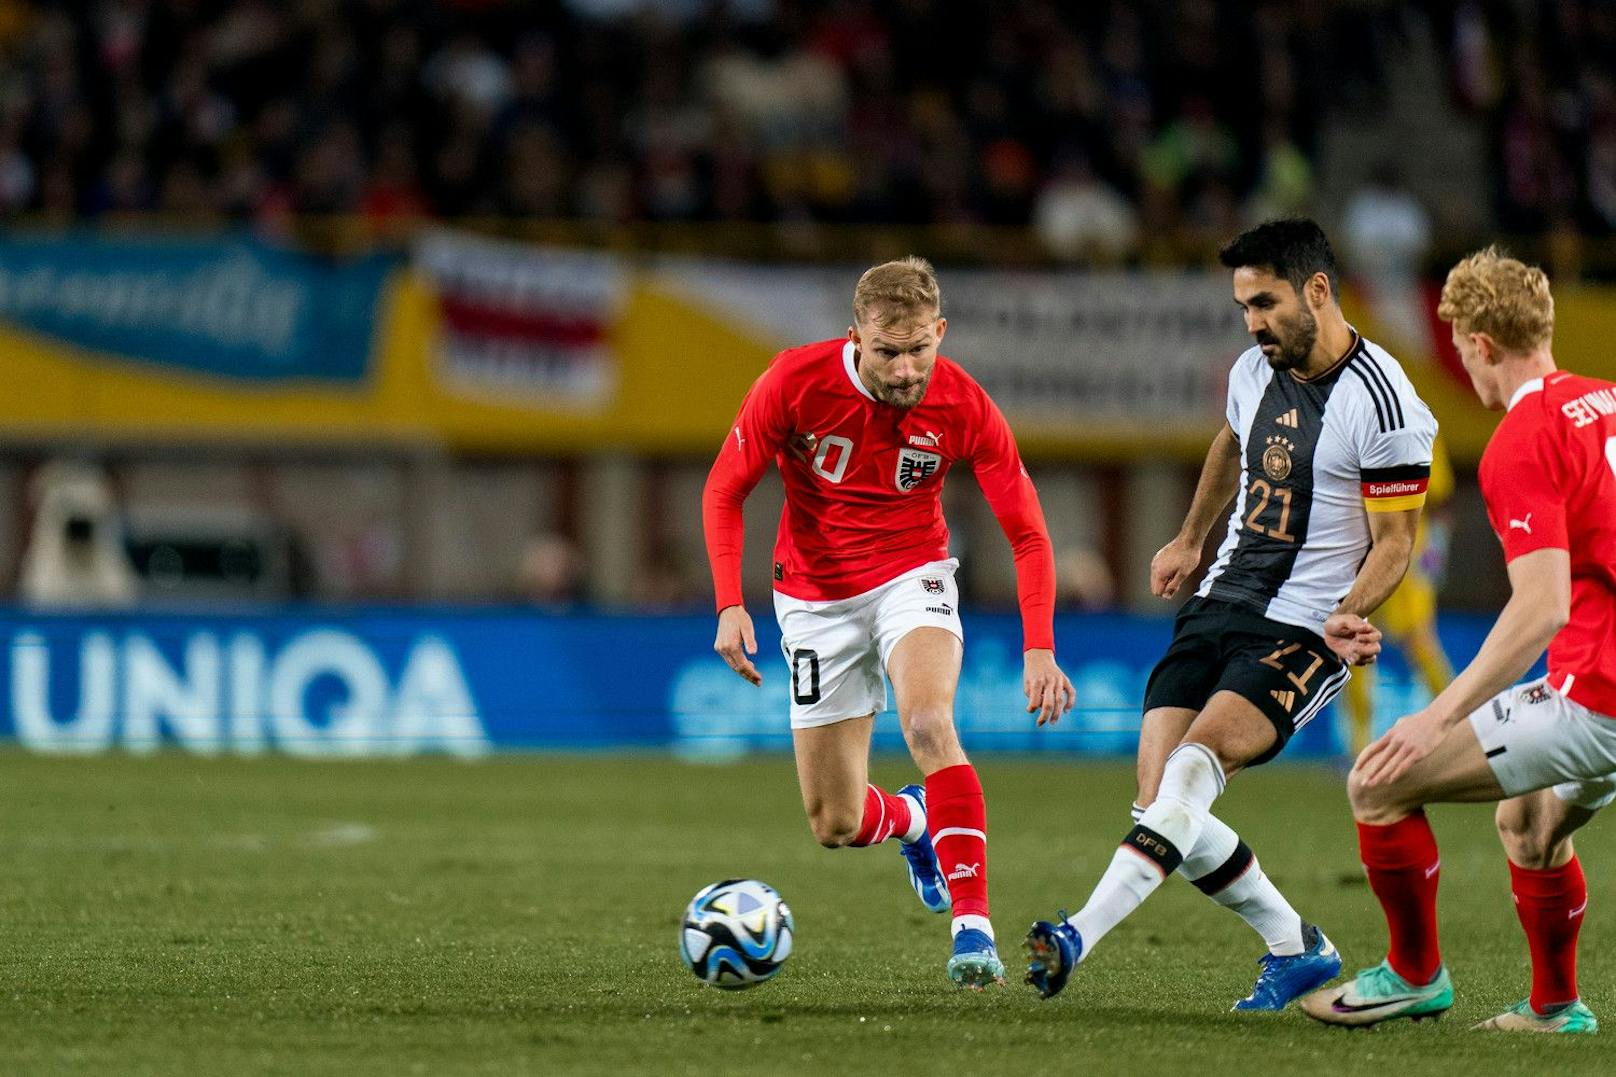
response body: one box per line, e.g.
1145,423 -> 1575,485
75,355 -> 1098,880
1244,479 -> 1297,542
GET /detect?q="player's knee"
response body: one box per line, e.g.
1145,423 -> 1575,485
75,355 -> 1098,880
1346,771 -> 1419,825
806,805 -> 860,848
1346,766 -> 1401,823
902,708 -> 959,766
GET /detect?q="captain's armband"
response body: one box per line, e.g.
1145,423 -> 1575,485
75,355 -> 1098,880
1361,464 -> 1431,513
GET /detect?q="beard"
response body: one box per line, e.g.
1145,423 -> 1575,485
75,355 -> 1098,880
875,373 -> 931,409
1256,307 -> 1318,371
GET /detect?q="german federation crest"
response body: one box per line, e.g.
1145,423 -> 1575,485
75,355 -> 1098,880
896,448 -> 941,491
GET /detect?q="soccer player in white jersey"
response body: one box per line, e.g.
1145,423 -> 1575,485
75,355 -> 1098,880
1025,219 -> 1437,1010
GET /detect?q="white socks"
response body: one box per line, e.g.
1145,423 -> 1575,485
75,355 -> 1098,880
1178,811 -> 1306,956
1067,744 -> 1224,955
898,790 -> 926,844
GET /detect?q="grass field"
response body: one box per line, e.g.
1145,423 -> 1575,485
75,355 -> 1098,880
3,750 -> 1612,1075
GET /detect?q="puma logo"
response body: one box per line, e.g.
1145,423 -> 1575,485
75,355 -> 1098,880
947,862 -> 980,881
1509,514 -> 1533,534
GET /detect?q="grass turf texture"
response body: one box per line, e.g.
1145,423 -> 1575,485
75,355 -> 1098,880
2,752 -> 1611,1075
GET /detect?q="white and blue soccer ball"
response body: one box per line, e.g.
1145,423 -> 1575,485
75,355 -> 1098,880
679,878 -> 794,989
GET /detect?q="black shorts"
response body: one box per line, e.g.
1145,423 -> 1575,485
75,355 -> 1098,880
1143,596 -> 1351,765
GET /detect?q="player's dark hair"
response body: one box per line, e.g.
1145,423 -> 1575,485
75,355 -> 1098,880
1218,218 -> 1339,299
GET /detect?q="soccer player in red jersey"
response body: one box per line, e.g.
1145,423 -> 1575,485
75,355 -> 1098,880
1304,248 -> 1615,1033
702,256 -> 1074,988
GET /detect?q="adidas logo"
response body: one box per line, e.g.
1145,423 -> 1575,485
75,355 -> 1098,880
1270,688 -> 1296,712
1276,408 -> 1299,428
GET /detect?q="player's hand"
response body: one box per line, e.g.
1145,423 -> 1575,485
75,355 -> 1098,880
1354,708 -> 1445,787
1323,612 -> 1382,666
1150,537 -> 1201,599
1024,648 -> 1075,727
714,605 -> 762,686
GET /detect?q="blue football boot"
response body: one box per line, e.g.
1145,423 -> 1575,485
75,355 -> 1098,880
1023,913 -> 1084,1000
1233,922 -> 1342,1011
895,784 -> 950,913
947,927 -> 1005,989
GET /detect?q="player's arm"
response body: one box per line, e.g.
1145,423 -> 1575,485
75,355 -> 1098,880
1328,389 -> 1441,664
1358,421 -> 1568,785
1152,422 -> 1241,598
1358,548 -> 1570,786
970,392 -> 1074,726
1324,505 -> 1420,665
702,368 -> 791,686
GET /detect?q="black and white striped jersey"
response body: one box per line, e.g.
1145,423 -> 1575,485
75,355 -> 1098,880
1195,333 -> 1438,633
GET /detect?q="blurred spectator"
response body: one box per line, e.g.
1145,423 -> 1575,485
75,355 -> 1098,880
1342,163 -> 1433,347
1244,120 -> 1315,222
516,532 -> 584,607
1054,546 -> 1116,612
1034,153 -> 1139,260
19,461 -> 139,609
1342,162 -> 1432,280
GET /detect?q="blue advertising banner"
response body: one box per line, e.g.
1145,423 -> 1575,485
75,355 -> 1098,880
0,608 -> 1512,760
0,233 -> 393,381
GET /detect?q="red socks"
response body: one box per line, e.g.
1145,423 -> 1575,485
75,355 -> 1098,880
1510,856 -> 1587,1012
850,785 -> 914,847
1358,811 -> 1443,985
927,763 -> 989,919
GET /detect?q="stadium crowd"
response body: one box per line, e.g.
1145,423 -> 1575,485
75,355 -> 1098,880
0,1 -> 1613,250
0,3 -> 1458,236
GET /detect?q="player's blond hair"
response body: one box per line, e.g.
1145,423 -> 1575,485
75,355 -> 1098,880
1436,246 -> 1554,353
853,256 -> 941,326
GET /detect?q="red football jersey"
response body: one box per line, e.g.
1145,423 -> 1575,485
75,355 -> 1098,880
703,338 -> 1055,651
1479,370 -> 1616,715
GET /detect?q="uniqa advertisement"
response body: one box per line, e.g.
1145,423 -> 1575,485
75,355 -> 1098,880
0,608 -> 1502,760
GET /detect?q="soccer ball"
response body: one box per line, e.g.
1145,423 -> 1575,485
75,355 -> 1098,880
679,878 -> 794,989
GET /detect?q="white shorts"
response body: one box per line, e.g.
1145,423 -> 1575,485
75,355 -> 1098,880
1468,677 -> 1616,811
773,559 -> 964,730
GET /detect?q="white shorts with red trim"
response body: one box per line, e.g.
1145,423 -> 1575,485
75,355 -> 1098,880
1468,676 -> 1616,810
773,559 -> 963,730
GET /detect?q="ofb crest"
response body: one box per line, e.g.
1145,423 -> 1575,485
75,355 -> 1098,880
896,448 -> 941,491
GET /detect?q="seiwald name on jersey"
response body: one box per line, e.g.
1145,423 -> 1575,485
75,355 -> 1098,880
1197,334 -> 1438,632
1481,371 -> 1616,716
703,338 -> 1054,649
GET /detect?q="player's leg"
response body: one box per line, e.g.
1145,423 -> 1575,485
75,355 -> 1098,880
1475,780 -> 1609,1033
778,590 -> 919,854
872,560 -> 1002,985
886,624 -> 1004,986
1135,704 -> 1313,969
1301,696 -> 1506,1026
1134,705 -> 1196,808
1028,691 -> 1282,998
1131,626 -> 1345,1008
792,715 -> 879,846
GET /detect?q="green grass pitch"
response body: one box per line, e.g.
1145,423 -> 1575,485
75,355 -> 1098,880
2,750 -> 1611,1075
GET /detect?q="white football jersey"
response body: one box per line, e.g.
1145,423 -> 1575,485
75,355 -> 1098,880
1196,333 -> 1438,632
